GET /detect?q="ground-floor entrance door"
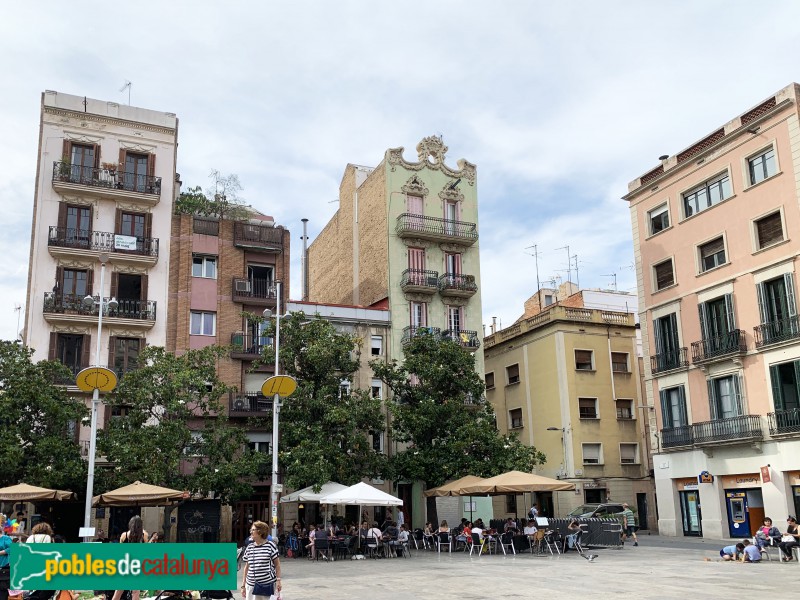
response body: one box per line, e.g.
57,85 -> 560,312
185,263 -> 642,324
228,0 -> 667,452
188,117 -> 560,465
232,499 -> 269,544
679,490 -> 702,536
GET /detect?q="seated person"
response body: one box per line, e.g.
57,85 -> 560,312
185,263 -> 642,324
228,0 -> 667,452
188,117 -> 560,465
719,542 -> 745,561
755,517 -> 781,549
438,520 -> 450,533
383,520 -> 399,541
504,518 -> 517,533
779,516 -> 799,562
471,523 -> 484,541
455,521 -> 472,547
565,519 -> 582,550
740,539 -> 761,562
367,522 -> 384,549
474,518 -> 486,530
523,519 -> 538,537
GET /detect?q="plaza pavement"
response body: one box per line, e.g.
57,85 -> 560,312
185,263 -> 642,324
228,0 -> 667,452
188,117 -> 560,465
241,535 -> 800,600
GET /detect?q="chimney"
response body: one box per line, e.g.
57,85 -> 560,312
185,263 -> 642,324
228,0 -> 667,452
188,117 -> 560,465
301,218 -> 309,301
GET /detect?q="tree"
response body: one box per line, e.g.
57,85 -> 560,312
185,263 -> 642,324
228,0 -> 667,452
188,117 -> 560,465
174,170 -> 251,220
265,313 -> 386,490
371,332 -> 546,492
98,345 -> 268,504
0,341 -> 88,489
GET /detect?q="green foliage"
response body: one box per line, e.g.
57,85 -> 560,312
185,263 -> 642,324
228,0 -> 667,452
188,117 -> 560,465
98,345 -> 268,504
0,341 -> 88,489
262,312 -> 386,489
174,171 -> 251,220
371,333 -> 545,488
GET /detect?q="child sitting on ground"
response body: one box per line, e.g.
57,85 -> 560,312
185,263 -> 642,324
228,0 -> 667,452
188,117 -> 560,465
720,542 -> 745,560
740,539 -> 762,563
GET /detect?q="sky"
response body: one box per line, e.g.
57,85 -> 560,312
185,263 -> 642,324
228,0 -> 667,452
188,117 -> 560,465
1,0 -> 800,341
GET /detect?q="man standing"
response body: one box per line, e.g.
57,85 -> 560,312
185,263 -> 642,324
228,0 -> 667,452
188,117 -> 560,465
621,503 -> 638,547
528,504 -> 539,520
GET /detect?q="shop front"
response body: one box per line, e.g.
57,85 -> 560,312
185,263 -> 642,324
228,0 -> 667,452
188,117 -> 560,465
789,471 -> 800,517
676,478 -> 702,537
720,473 -> 763,538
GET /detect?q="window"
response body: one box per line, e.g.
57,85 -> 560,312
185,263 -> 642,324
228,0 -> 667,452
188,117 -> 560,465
339,380 -> 351,399
371,335 -> 383,356
509,408 -> 523,429
410,301 -> 427,328
544,294 -> 554,306
748,147 -> 776,185
611,352 -> 629,373
248,441 -> 271,454
769,361 -> 800,413
575,349 -> 594,371
485,372 -> 495,389
616,399 -> 634,420
698,237 -> 726,272
757,274 -> 798,342
683,172 -> 732,217
113,337 -> 140,375
659,385 -> 688,428
447,305 -> 463,331
620,443 -> 639,464
698,295 -> 736,351
648,204 -> 670,235
70,143 -> 96,182
579,398 -> 598,419
582,443 -> 602,465
708,374 -> 743,420
55,333 -> 85,375
506,364 -> 520,385
123,152 -> 150,192
445,252 -> 462,275
506,495 -> 517,514
62,268 -> 89,297
653,259 -> 675,290
371,379 -> 382,400
192,255 -> 217,279
370,430 -> 384,453
755,212 -> 784,249
190,311 -> 216,336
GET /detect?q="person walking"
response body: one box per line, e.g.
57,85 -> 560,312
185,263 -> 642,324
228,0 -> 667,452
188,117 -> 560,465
241,521 -> 281,600
112,516 -> 148,600
621,503 -> 638,547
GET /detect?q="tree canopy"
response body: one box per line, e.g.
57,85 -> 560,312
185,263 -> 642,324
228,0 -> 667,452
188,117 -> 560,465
371,332 -> 546,489
98,345 -> 268,504
0,341 -> 88,489
265,312 -> 386,490
174,170 -> 251,220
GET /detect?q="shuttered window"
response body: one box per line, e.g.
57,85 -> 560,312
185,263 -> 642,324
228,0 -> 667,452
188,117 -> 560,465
648,204 -> 670,235
509,408 -> 523,429
506,364 -> 520,385
575,349 -> 594,370
582,443 -> 602,465
578,398 -> 598,419
620,443 -> 638,464
485,372 -> 495,389
611,352 -> 629,373
654,260 -> 675,290
699,237 -> 726,272
755,212 -> 784,249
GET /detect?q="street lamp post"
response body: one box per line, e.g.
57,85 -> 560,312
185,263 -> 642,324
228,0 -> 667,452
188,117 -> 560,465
269,281 -> 282,540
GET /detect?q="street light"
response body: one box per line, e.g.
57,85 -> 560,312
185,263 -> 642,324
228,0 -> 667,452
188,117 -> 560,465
78,253 -> 119,541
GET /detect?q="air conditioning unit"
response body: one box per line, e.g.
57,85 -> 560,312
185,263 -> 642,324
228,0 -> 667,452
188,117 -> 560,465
233,398 -> 245,410
235,280 -> 252,293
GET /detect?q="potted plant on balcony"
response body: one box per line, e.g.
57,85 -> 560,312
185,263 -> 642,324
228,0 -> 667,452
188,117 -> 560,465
58,155 -> 71,181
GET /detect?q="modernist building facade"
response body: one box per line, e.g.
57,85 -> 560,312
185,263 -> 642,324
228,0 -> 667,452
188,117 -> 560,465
23,90 -> 178,446
625,83 -> 800,538
483,289 -> 656,528
307,136 -> 483,527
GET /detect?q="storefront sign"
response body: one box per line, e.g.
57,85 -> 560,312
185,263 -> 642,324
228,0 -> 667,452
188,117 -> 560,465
698,471 -> 714,484
760,466 -> 771,484
720,473 -> 760,489
788,471 -> 800,486
676,478 -> 698,491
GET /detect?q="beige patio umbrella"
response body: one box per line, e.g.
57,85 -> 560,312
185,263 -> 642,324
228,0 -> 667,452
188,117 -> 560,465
423,475 -> 486,497
458,470 -> 576,494
92,481 -> 187,507
0,483 -> 77,501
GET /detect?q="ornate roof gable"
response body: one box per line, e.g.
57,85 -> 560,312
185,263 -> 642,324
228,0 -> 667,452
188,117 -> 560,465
386,135 -> 476,185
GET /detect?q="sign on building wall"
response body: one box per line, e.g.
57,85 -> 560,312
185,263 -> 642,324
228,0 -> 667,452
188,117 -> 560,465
114,234 -> 138,250
719,474 -> 760,489
760,466 -> 771,484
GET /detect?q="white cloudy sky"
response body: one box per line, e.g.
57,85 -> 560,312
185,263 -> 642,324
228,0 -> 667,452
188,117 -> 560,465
1,0 -> 800,340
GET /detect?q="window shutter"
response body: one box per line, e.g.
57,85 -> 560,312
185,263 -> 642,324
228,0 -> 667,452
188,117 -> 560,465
659,389 -> 672,428
55,266 -> 64,296
724,294 -> 736,330
654,260 -> 674,289
147,153 -> 156,178
86,268 -> 94,297
144,213 -> 153,239
108,336 -> 117,371
140,274 -> 148,302
115,209 -> 122,235
62,139 -> 71,161
667,313 -> 679,352
769,364 -> 783,411
57,202 -> 67,231
678,385 -> 688,427
422,302 -> 428,327
93,144 -> 101,169
756,282 -> 767,325
455,253 -> 462,275
82,334 -> 92,369
652,319 -> 663,355
757,213 -> 783,247
48,332 -> 58,361
119,149 -> 126,172
707,379 -> 718,420
783,273 -> 797,317
697,304 -> 708,342
733,375 -> 744,416
110,272 -> 119,299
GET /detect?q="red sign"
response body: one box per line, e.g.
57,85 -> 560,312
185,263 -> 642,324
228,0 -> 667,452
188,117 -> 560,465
760,466 -> 771,483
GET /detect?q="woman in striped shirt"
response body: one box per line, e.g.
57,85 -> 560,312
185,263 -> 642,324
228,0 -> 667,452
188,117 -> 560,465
241,521 -> 282,599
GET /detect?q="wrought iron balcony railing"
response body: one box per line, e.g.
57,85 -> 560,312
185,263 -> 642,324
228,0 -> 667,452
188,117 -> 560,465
401,326 -> 442,345
230,333 -> 272,359
229,391 -> 273,414
768,408 -> 800,435
438,273 -> 478,296
400,269 -> 439,292
650,347 -> 689,374
754,316 -> 800,348
52,161 -> 161,195
691,329 -> 747,363
660,426 -> 693,449
441,329 -> 480,349
43,292 -> 157,321
233,222 -> 284,252
692,414 -> 762,444
231,278 -> 277,304
395,213 -> 478,243
48,226 -> 159,257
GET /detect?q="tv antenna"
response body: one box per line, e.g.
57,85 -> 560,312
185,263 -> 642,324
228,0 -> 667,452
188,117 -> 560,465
601,273 -> 618,291
119,80 -> 132,105
524,243 -> 542,292
555,245 -> 571,286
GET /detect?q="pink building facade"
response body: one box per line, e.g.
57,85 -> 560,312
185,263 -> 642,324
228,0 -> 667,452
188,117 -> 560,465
625,84 -> 800,539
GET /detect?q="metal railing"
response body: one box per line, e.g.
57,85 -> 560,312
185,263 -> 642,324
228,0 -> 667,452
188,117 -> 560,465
400,269 -> 439,289
441,329 -> 480,349
193,217 -> 219,236
691,329 -> 747,362
43,292 -> 157,321
48,226 -> 159,257
660,426 -> 693,448
230,333 -> 272,358
754,316 -> 800,348
233,222 -> 284,251
52,161 -> 161,195
395,213 -> 478,241
401,326 -> 441,345
231,278 -> 277,302
650,347 -> 689,374
438,273 -> 478,294
692,415 -> 762,444
229,391 -> 273,414
52,362 -> 83,385
768,408 -> 800,435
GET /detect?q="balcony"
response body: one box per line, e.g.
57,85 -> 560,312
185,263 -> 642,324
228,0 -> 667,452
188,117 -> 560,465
691,329 -> 747,363
233,222 -> 283,253
43,293 -> 156,328
401,326 -> 441,345
650,347 -> 689,374
692,415 -> 763,445
51,362 -> 84,387
231,278 -> 277,307
660,426 -> 694,449
441,329 -> 480,351
768,408 -> 800,436
230,333 -> 272,360
52,161 -> 162,205
754,316 -> 800,348
48,226 -> 159,266
229,391 -> 273,416
438,273 -> 477,298
400,269 -> 439,295
395,213 -> 478,246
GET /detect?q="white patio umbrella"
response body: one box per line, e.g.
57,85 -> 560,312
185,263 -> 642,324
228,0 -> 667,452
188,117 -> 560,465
279,481 -> 348,503
319,482 -> 403,506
